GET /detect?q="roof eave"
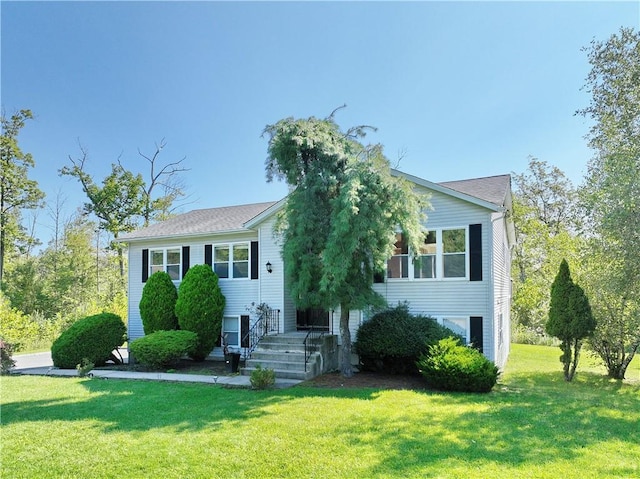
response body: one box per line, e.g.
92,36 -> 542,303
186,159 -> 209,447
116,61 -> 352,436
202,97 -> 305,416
118,227 -> 254,244
391,169 -> 503,212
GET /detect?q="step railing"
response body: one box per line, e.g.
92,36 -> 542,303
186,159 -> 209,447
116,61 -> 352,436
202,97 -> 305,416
303,326 -> 326,372
242,308 -> 280,359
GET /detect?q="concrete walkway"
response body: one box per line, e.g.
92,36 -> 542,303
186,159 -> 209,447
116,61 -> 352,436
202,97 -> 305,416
12,353 -> 302,389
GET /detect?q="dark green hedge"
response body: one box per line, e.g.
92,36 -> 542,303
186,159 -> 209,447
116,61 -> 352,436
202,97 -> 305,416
130,330 -> 198,369
354,303 -> 456,374
417,337 -> 499,393
51,313 -> 126,368
175,264 -> 225,361
139,271 -> 179,334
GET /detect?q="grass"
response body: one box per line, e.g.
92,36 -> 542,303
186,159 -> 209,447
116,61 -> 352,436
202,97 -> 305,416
1,344 -> 638,479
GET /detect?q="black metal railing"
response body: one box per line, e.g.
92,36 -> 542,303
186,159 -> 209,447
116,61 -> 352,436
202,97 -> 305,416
303,325 -> 326,372
242,308 -> 280,359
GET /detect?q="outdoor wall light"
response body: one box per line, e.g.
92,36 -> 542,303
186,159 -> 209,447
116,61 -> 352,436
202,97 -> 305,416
266,261 -> 273,273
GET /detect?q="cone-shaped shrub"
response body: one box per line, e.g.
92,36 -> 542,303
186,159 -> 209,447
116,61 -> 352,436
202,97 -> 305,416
139,271 -> 178,334
175,264 -> 225,361
51,312 -> 126,368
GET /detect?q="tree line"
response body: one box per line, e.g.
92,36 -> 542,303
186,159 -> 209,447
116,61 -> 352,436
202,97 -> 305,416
1,27 -> 638,380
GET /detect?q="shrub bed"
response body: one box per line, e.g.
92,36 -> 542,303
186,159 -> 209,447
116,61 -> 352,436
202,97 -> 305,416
355,304 -> 456,374
130,330 -> 198,369
51,312 -> 126,369
417,337 -> 499,393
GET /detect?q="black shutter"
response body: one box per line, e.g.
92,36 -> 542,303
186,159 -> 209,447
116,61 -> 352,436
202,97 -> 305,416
204,244 -> 212,267
142,249 -> 149,283
469,224 -> 483,281
373,269 -> 385,283
241,315 -> 250,348
470,316 -> 483,353
182,246 -> 190,278
250,241 -> 259,280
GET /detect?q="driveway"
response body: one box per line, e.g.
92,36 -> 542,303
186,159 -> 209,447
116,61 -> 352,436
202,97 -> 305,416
13,351 -> 53,371
13,348 -> 128,371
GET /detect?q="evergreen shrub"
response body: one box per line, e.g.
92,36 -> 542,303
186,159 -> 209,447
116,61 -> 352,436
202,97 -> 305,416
139,271 -> 179,334
175,264 -> 225,361
250,364 -> 276,389
51,312 -> 126,368
130,330 -> 198,369
354,303 -> 456,374
417,337 -> 499,393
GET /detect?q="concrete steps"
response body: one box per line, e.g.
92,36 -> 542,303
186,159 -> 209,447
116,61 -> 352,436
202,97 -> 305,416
241,333 -> 323,381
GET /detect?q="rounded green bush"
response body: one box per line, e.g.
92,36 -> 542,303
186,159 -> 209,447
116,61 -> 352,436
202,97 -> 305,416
355,303 -> 456,374
139,271 -> 178,334
175,264 -> 225,361
417,337 -> 499,393
51,313 -> 126,369
130,330 -> 198,369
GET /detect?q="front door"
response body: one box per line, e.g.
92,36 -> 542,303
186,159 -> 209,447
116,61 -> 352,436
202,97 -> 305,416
296,308 -> 330,331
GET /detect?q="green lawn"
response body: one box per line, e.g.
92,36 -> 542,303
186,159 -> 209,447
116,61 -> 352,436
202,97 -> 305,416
1,344 -> 639,479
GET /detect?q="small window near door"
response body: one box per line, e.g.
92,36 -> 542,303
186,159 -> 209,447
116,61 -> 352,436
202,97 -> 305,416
223,316 -> 240,348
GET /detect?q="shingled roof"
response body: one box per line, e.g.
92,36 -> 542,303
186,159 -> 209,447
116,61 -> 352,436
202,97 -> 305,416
438,174 -> 511,207
120,201 -> 277,241
121,174 -> 511,242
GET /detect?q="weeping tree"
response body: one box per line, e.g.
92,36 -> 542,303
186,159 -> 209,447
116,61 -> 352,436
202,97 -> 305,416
546,259 -> 596,381
263,111 -> 427,377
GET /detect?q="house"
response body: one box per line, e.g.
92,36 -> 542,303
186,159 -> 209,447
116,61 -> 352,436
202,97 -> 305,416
120,170 -> 514,377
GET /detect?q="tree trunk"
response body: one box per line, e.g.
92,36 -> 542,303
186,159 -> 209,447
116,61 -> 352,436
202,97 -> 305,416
339,303 -> 353,377
567,339 -> 581,381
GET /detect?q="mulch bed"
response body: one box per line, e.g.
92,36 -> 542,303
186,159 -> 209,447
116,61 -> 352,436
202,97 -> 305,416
99,359 -> 428,390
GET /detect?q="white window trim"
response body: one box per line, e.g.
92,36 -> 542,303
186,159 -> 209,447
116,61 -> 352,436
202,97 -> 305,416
213,242 -> 251,280
149,246 -> 182,282
386,227 -> 469,281
222,315 -> 241,348
436,316 -> 470,344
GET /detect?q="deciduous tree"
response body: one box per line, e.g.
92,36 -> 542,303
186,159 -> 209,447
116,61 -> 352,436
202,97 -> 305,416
0,109 -> 44,285
263,112 -> 427,377
60,147 -> 145,278
577,27 -> 640,378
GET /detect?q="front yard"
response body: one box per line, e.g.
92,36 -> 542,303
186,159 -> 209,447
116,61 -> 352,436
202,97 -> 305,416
1,344 -> 638,478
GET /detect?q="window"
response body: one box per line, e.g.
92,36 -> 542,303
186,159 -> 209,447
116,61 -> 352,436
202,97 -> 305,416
385,228 -> 469,280
214,246 -> 229,278
233,244 -> 249,278
414,231 -> 437,279
387,233 -> 409,278
223,316 -> 240,347
442,317 -> 468,344
150,248 -> 181,280
214,243 -> 250,279
443,228 -> 466,278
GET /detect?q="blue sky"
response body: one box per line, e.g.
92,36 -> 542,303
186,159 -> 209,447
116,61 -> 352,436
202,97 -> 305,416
2,1 -> 638,245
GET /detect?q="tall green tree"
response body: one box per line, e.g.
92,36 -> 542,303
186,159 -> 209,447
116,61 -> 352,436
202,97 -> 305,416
0,109 -> 44,285
546,259 -> 596,381
263,113 -> 427,377
577,27 -> 640,378
60,147 -> 145,279
511,157 -> 581,340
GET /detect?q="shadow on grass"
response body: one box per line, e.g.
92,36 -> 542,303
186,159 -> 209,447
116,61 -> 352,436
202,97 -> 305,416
0,376 -> 380,434
2,372 -> 638,476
